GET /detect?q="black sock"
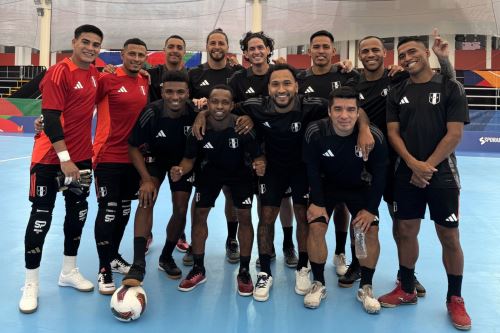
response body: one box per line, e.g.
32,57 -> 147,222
259,254 -> 272,275
447,274 -> 463,302
193,253 -> 205,270
400,265 -> 415,294
297,251 -> 309,270
160,240 -> 176,260
360,266 -> 375,287
227,221 -> 238,240
350,245 -> 360,269
180,232 -> 186,241
239,256 -> 250,272
282,226 -> 294,249
133,237 -> 147,267
310,261 -> 325,285
335,231 -> 348,255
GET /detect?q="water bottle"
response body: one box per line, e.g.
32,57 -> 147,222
354,226 -> 367,259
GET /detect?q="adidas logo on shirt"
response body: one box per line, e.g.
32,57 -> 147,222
200,80 -> 210,87
322,149 -> 334,157
262,121 -> 271,128
74,81 -> 83,89
245,87 -> 255,94
445,213 -> 458,223
359,93 -> 365,100
203,142 -> 214,149
242,197 -> 252,205
305,86 -> 315,94
399,96 -> 410,105
118,86 -> 128,93
156,130 -> 166,138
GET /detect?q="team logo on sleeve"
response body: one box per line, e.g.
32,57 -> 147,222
354,145 -> 363,158
184,126 -> 192,136
229,138 -> 239,149
331,81 -> 341,90
36,186 -> 47,197
429,93 -> 441,105
290,122 -> 302,132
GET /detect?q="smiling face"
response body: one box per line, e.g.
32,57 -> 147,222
164,37 -> 186,66
121,44 -> 147,75
162,81 -> 189,111
329,97 -> 359,136
245,37 -> 270,65
206,33 -> 228,62
268,69 -> 298,108
397,40 -> 430,76
71,32 -> 102,68
208,88 -> 234,121
358,37 -> 386,73
309,35 -> 335,68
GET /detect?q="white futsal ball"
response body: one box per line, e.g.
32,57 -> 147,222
110,285 -> 147,322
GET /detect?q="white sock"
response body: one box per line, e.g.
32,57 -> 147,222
61,256 -> 77,274
25,268 -> 39,285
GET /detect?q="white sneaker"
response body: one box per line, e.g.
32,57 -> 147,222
294,266 -> 312,295
110,255 -> 131,274
333,253 -> 348,276
304,281 -> 327,309
97,270 -> 116,295
357,284 -> 381,314
253,272 -> 273,302
19,283 -> 38,314
58,268 -> 94,292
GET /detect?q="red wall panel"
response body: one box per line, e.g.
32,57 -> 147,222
491,50 -> 500,70
455,50 -> 486,70
0,54 -> 15,66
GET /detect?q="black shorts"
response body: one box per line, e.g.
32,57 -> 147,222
258,163 -> 308,207
146,162 -> 194,193
323,188 -> 379,227
29,160 -> 92,206
194,173 -> 254,209
394,182 -> 460,228
94,163 -> 140,202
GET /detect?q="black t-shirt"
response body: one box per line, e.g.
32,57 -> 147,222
386,74 -> 470,188
146,65 -> 188,102
228,65 -> 274,103
239,95 -> 328,169
184,114 -> 262,180
188,63 -> 244,99
303,119 -> 387,214
356,69 -> 408,135
128,99 -> 198,166
297,65 -> 360,99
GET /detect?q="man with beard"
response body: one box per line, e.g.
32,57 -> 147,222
92,38 -> 149,294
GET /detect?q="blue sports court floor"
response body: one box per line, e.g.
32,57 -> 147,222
1,134 -> 498,333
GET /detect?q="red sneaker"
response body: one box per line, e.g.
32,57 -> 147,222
447,296 -> 471,330
237,269 -> 253,296
178,268 -> 206,292
378,282 -> 418,308
176,238 -> 190,253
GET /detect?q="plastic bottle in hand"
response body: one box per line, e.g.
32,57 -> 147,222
354,226 -> 367,259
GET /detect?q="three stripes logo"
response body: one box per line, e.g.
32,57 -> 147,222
359,93 -> 365,100
91,76 -> 97,87
200,80 -> 210,87
445,213 -> 458,223
262,121 -> 271,128
322,149 -> 334,157
242,197 -> 252,205
203,142 -> 214,149
399,96 -> 410,105
140,86 -> 146,96
305,86 -> 315,94
156,130 -> 166,138
74,81 -> 83,90
118,86 -> 128,93
245,87 -> 255,94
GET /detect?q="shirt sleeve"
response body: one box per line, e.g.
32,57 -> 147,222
386,88 -> 400,123
344,69 -> 360,87
364,126 -> 388,215
128,106 -> 155,155
303,123 -> 326,207
183,131 -> 199,159
305,97 -> 329,122
95,73 -> 112,104
40,65 -> 70,111
242,129 -> 263,159
446,80 -> 470,124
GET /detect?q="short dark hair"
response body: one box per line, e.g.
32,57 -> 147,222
74,24 -> 103,40
358,36 -> 385,49
310,30 -> 334,44
239,31 -> 275,63
162,70 -> 189,85
165,35 -> 186,47
268,63 -> 298,81
328,86 -> 358,107
123,38 -> 147,50
208,84 -> 234,100
206,28 -> 228,45
397,36 -> 426,49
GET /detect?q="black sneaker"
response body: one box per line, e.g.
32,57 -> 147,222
122,264 -> 145,287
338,265 -> 361,288
110,254 -> 131,275
226,238 -> 240,263
396,271 -> 427,298
283,246 -> 298,268
183,246 -> 194,266
159,257 -> 182,279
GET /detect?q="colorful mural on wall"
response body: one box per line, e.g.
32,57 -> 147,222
97,51 -> 202,68
0,98 -> 40,133
463,70 -> 500,88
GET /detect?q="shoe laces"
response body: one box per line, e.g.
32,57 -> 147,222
298,267 -> 310,277
336,254 -> 347,266
66,268 -> 86,282
99,270 -> 113,284
255,274 -> 269,288
186,268 -> 204,280
238,270 -> 251,284
21,283 -> 38,297
310,281 -> 323,294
283,247 -> 297,258
113,254 -> 130,267
227,239 -> 238,252
449,297 -> 467,315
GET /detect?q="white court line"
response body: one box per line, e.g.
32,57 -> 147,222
0,156 -> 31,163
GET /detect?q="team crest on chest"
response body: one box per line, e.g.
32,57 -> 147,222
229,138 -> 239,149
429,93 -> 441,105
290,122 -> 301,133
36,186 -> 47,197
332,81 -> 341,90
381,88 -> 388,97
184,126 -> 192,136
354,145 -> 363,158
